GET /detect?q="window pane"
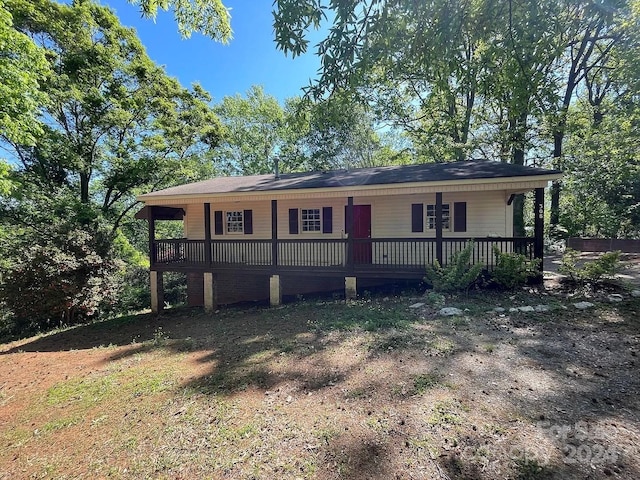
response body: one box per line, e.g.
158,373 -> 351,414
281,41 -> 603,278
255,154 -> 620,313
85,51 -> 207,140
426,204 -> 450,230
301,208 -> 321,232
226,211 -> 243,233
443,205 -> 450,230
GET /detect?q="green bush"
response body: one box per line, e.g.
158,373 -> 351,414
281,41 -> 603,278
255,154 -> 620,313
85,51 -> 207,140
491,246 -> 541,289
424,241 -> 483,293
558,248 -> 621,285
0,226 -> 120,333
113,266 -> 186,314
113,264 -> 151,313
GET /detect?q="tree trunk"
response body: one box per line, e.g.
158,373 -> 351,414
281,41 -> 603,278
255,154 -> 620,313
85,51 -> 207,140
80,171 -> 90,204
511,113 -> 527,237
513,193 -> 525,238
549,131 -> 563,228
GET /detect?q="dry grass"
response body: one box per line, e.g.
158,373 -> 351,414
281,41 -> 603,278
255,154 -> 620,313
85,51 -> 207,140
1,287 -> 639,479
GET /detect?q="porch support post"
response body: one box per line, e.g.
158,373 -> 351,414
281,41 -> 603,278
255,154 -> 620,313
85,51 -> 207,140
435,192 -> 443,265
271,199 -> 278,272
150,270 -> 164,314
204,272 -> 217,312
345,276 -> 357,300
148,206 -> 156,267
534,187 -> 545,281
346,196 -> 354,274
270,274 -> 282,306
204,203 -> 212,265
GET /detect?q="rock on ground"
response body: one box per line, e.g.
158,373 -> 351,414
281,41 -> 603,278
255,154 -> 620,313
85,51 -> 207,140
438,307 -> 463,316
518,306 -> 535,313
607,294 -> 624,303
573,301 -> 595,310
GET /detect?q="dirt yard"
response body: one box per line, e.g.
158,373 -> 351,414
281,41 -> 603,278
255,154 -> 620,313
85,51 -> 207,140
1,284 -> 639,479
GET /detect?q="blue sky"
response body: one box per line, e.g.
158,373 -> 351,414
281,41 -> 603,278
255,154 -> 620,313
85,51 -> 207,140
109,0 -> 323,103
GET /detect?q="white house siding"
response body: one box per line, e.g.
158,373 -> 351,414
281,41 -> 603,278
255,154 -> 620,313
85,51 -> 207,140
185,203 -> 205,239
353,191 -> 513,266
277,198 -> 346,266
353,191 -> 510,238
179,190 -> 515,267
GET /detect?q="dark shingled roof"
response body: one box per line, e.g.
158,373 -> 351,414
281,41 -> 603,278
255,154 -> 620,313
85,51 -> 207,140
140,161 -> 561,198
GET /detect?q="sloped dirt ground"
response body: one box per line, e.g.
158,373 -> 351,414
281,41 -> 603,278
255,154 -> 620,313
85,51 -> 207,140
0,284 -> 639,479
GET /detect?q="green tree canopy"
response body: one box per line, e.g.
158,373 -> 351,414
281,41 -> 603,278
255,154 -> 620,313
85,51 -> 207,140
4,0 -> 222,231
129,0 -> 232,41
213,85 -> 290,175
273,0 -> 637,235
0,0 -> 48,145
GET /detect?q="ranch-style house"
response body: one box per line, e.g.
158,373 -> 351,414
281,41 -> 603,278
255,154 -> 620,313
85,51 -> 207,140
136,160 -> 561,312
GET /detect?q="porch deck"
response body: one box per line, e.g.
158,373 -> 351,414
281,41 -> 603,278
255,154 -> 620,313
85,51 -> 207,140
151,237 -> 536,279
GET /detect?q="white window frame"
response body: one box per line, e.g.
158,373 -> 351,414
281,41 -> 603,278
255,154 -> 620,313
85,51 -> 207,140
301,208 -> 322,233
426,204 -> 451,231
225,210 -> 244,234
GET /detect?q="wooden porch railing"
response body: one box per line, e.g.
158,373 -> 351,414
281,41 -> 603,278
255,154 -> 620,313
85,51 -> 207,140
152,237 -> 536,275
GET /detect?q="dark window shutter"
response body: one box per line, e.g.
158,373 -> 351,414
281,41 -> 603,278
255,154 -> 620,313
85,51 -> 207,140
411,203 -> 424,232
454,202 -> 467,232
243,210 -> 253,234
322,207 -> 333,234
214,210 -> 223,235
289,208 -> 299,234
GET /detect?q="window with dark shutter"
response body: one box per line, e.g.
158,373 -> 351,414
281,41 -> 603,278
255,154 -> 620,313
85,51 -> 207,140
214,210 -> 223,235
454,202 -> 467,232
243,210 -> 253,234
322,207 -> 333,234
289,208 -> 299,234
411,203 -> 424,232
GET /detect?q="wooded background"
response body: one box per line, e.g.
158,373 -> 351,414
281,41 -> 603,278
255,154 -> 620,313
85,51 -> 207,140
1,0 -> 638,334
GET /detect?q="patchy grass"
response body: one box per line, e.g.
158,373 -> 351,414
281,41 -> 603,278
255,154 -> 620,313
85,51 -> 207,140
1,291 -> 639,479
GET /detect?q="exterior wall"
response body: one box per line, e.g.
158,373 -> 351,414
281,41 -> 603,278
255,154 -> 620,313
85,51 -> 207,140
217,273 -> 271,304
179,190 -> 514,267
355,191 -> 511,239
186,272 -> 397,306
185,191 -> 513,241
185,203 -> 205,239
187,273 -> 204,307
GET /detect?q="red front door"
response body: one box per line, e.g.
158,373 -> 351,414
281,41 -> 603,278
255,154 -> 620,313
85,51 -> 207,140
346,204 -> 372,264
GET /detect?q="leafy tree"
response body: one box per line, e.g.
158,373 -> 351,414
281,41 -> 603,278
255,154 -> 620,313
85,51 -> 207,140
546,0 -> 629,229
130,0 -> 232,41
212,86 -> 407,175
273,0 -> 637,236
0,188 -> 119,332
0,0 -> 223,334
562,98 -> 640,237
213,85 -> 290,175
5,0 -> 222,231
295,92 -> 388,170
0,0 -> 48,145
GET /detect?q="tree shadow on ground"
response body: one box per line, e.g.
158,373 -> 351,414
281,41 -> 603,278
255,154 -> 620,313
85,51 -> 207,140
2,291 -> 639,479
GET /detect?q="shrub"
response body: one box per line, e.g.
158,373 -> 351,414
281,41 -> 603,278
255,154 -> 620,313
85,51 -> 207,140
424,241 -> 483,293
0,226 -> 120,333
113,264 -> 151,313
491,246 -> 541,289
558,248 -> 621,286
423,291 -> 446,307
113,267 -> 186,314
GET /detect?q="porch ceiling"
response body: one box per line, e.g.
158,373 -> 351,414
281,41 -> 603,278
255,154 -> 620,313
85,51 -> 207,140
134,206 -> 185,221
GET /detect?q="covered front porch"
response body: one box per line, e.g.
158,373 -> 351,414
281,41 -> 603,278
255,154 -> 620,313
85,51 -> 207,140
140,188 -> 545,312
